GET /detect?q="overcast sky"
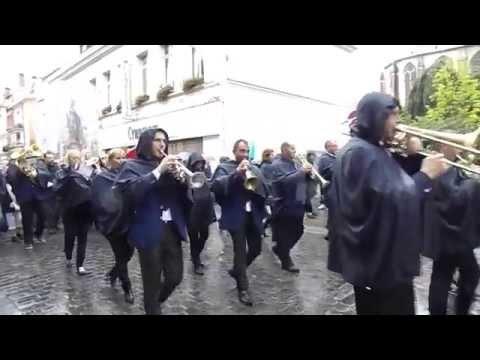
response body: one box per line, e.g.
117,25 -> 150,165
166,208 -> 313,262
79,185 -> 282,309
0,45 -> 437,103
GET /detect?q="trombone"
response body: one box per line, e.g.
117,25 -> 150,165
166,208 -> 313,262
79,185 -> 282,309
394,124 -> 480,176
294,154 -> 329,187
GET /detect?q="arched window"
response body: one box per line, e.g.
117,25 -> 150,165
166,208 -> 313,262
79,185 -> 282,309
404,62 -> 416,99
470,50 -> 480,77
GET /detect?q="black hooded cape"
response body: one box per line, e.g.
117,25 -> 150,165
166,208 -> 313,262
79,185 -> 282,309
115,128 -> 190,248
52,164 -> 94,210
422,167 -> 480,259
327,92 -> 433,289
186,152 -> 216,228
91,166 -> 129,237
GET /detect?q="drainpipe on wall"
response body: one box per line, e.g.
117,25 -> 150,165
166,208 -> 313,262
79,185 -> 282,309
393,61 -> 400,102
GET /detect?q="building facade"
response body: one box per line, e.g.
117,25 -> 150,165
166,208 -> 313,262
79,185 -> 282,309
39,45 -> 356,161
381,45 -> 480,107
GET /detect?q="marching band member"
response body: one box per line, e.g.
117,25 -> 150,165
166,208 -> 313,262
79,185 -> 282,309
116,128 -> 190,315
270,142 -> 313,273
54,149 -> 95,275
92,148 -> 135,304
423,144 -> 480,315
327,92 -> 447,315
6,146 -> 49,250
211,139 -> 268,306
185,152 -> 216,275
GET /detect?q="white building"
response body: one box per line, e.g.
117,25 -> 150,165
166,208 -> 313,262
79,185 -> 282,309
41,45 -> 357,161
381,45 -> 480,107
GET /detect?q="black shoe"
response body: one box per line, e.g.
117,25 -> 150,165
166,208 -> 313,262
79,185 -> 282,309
228,269 -> 237,280
11,236 -> 19,242
193,264 -> 204,275
282,263 -> 300,273
124,290 -> 135,304
238,290 -> 253,306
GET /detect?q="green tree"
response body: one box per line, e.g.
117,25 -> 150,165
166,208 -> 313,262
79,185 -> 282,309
415,65 -> 480,132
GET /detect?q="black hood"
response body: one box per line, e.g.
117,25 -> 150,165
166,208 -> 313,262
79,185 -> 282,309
187,152 -> 205,171
135,128 -> 169,162
356,92 -> 399,145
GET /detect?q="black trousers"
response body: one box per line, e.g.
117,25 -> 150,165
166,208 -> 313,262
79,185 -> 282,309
106,233 -> 135,292
138,224 -> 183,315
429,249 -> 480,315
20,199 -> 45,245
228,213 -> 262,291
41,197 -> 60,230
354,281 -> 415,315
63,205 -> 91,268
188,223 -> 209,265
271,215 -> 304,265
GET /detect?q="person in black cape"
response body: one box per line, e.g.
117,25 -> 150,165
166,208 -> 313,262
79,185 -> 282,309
327,92 -> 447,315
91,148 -> 135,304
318,139 -> 338,240
6,154 -> 50,250
116,128 -> 190,315
185,152 -> 216,275
53,149 -> 94,275
211,139 -> 268,306
37,151 -> 61,234
423,144 -> 480,315
259,148 -> 275,237
270,142 -> 314,273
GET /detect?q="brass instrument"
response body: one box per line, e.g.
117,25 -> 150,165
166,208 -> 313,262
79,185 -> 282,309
294,154 -> 329,187
394,124 -> 480,176
161,151 -> 207,189
244,164 -> 258,192
10,144 -> 43,179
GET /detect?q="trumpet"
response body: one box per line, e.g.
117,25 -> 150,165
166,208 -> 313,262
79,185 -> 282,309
161,151 -> 207,189
294,154 -> 329,187
244,164 -> 258,192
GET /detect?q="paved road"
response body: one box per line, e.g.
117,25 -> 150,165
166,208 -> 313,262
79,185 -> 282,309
0,206 -> 476,315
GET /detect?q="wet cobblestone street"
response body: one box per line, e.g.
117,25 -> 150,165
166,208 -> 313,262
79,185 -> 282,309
0,205 -> 477,315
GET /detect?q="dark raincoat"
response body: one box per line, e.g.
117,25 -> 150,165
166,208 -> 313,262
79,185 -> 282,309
91,166 -> 129,237
270,156 -> 312,218
185,152 -> 216,229
211,159 -> 268,233
422,166 -> 480,259
327,92 -> 433,289
116,128 -> 190,250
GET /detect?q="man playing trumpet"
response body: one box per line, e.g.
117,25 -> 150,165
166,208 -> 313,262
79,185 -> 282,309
211,139 -> 268,306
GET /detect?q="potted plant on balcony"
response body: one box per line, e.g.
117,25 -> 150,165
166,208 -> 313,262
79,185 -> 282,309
183,77 -> 204,93
135,94 -> 150,106
157,84 -> 174,102
102,105 -> 112,115
116,102 -> 122,113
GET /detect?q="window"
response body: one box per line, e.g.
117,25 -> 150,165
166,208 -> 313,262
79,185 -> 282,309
103,71 -> 111,106
160,45 -> 170,85
191,46 -> 204,79
404,62 -> 416,100
137,52 -> 148,95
